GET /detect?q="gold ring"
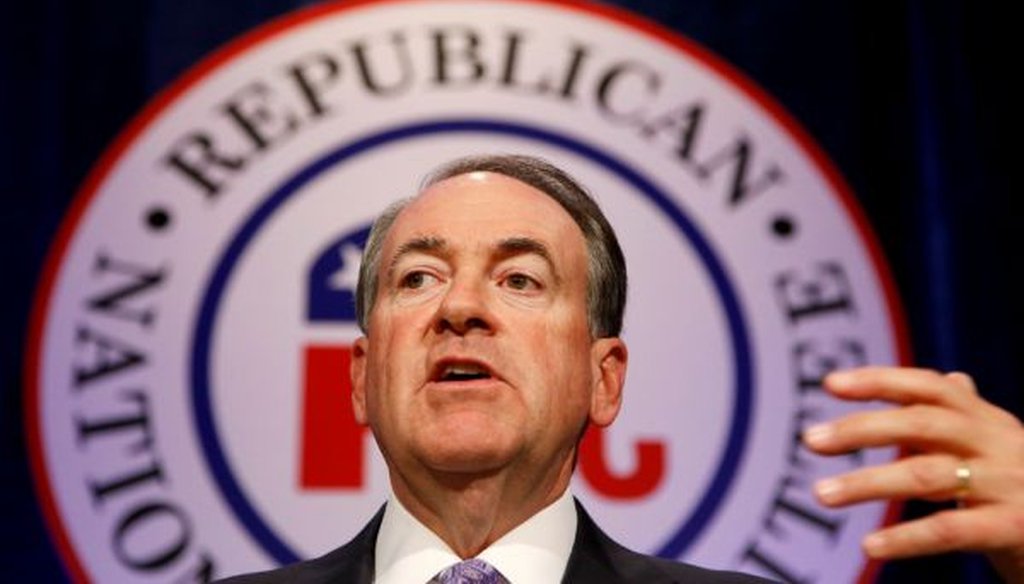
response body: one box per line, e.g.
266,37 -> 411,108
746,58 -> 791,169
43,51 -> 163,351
954,461 -> 972,505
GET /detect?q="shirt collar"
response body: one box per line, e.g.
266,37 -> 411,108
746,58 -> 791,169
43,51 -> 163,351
374,489 -> 577,584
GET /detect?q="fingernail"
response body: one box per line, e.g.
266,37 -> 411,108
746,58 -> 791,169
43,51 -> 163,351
815,478 -> 842,504
803,423 -> 834,446
825,370 -> 854,388
863,533 -> 887,557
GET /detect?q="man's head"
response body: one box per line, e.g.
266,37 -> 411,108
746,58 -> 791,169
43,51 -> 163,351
356,154 -> 627,339
348,154 -> 628,507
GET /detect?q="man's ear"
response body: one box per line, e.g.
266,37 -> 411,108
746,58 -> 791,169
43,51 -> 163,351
350,336 -> 369,425
589,337 -> 627,427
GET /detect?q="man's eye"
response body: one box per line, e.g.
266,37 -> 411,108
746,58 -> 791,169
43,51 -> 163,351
505,273 -> 539,291
400,271 -> 437,289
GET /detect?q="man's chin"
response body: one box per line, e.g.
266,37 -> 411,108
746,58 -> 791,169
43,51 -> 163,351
418,435 -> 519,477
428,460 -> 507,480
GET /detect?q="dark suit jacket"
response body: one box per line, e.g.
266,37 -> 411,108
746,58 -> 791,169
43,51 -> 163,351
217,501 -> 772,583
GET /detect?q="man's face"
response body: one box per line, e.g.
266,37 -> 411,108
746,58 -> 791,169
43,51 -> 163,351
350,171 -> 625,485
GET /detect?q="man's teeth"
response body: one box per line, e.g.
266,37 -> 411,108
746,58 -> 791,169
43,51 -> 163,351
443,364 -> 489,380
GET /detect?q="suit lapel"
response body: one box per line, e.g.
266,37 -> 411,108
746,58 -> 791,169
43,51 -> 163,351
307,505 -> 381,584
560,500 -> 626,583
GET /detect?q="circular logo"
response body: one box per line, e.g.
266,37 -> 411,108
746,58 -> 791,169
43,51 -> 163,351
27,1 -> 908,582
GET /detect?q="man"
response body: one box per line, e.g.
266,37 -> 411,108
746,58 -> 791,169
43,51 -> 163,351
221,154 -> 768,583
221,155 -> 1024,583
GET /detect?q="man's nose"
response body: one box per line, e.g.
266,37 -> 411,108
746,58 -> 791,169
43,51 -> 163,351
434,277 -> 493,335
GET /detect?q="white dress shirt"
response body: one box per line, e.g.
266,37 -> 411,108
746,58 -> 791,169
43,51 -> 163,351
373,488 -> 578,584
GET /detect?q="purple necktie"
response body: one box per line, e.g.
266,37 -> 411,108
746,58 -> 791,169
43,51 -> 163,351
432,558 -> 508,584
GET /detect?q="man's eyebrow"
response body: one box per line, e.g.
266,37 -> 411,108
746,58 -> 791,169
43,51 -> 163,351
385,236 -> 447,279
496,236 -> 551,261
496,237 -> 560,280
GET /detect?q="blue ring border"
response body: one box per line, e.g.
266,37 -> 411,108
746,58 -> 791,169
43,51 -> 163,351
190,118 -> 755,564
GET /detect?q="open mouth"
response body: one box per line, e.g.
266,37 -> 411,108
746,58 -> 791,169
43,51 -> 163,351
434,361 -> 494,382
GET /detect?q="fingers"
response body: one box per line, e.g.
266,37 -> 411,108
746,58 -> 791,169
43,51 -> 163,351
861,505 -> 1024,559
814,454 -> 1024,508
808,367 -> 1024,462
945,371 -> 978,393
808,366 -> 1024,578
804,404 -> 987,457
824,367 -> 976,409
814,454 -> 963,506
824,366 -> 1021,428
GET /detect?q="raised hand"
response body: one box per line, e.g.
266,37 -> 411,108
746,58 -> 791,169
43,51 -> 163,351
803,367 -> 1024,582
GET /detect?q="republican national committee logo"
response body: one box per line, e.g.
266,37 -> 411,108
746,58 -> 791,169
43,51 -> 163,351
26,1 -> 908,582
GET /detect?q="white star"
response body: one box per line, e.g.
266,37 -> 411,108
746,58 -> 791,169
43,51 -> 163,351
328,242 -> 363,292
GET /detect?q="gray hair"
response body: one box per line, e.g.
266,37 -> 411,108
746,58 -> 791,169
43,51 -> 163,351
355,154 -> 627,338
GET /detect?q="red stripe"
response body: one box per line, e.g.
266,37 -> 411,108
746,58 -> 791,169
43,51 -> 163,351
300,345 -> 367,488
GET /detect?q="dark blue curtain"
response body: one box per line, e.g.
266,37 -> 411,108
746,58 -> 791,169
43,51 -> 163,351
1,1 -> 1018,581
